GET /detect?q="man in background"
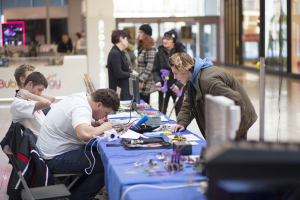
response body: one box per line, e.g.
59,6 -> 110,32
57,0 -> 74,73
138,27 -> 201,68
57,33 -> 73,53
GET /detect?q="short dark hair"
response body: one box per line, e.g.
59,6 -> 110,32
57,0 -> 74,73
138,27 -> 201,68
123,29 -> 131,39
14,64 -> 35,87
91,89 -> 120,111
62,33 -> 68,37
75,32 -> 81,39
24,72 -> 48,88
111,30 -> 127,44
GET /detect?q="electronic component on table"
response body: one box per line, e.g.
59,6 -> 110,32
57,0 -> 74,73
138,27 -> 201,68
103,129 -> 118,142
137,103 -> 152,109
143,131 -> 172,137
153,125 -> 172,132
131,115 -> 149,130
134,161 -> 144,167
168,134 -> 187,143
148,159 -> 159,168
165,152 -> 183,172
156,153 -> 166,161
173,141 -> 192,155
111,119 -> 134,127
106,143 -> 122,147
140,111 -> 162,115
145,115 -> 161,126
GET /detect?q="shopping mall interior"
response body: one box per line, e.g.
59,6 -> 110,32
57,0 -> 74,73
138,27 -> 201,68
0,0 -> 300,200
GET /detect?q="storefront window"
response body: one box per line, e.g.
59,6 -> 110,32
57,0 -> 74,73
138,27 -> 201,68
113,0 -> 220,18
291,0 -> 300,74
242,0 -> 260,68
265,0 -> 287,72
202,24 -> 217,61
118,21 -> 199,58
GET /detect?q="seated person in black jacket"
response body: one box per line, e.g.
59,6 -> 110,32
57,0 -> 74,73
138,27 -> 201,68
57,33 -> 73,53
107,30 -> 139,100
14,64 -> 55,115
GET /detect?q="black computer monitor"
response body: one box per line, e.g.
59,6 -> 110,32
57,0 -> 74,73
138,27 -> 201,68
129,74 -> 140,104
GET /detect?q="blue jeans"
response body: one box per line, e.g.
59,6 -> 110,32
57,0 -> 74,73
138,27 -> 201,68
46,147 -> 105,200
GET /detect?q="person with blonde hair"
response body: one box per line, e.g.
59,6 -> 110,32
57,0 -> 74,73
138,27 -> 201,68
169,52 -> 257,140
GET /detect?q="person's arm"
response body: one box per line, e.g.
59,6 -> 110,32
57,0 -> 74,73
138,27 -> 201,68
68,39 -> 73,52
139,47 -> 156,82
40,93 -> 55,103
209,80 -> 245,117
16,89 -> 51,112
57,42 -> 64,53
91,117 -> 110,127
174,80 -> 183,90
111,52 -> 131,79
175,85 -> 194,130
75,122 -> 112,141
152,53 -> 163,84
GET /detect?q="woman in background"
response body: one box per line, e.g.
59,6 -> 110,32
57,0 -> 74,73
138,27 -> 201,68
152,30 -> 185,115
136,24 -> 157,104
123,28 -> 137,70
107,30 -> 138,100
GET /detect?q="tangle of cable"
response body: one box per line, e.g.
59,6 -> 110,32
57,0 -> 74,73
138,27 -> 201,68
84,136 -> 104,175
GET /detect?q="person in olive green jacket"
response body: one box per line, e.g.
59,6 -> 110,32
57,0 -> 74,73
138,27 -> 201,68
170,52 -> 257,140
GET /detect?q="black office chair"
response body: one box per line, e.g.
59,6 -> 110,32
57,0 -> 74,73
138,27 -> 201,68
3,145 -> 71,200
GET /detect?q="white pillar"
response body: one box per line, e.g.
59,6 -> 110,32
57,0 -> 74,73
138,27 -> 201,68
86,0 -> 115,89
46,0 -> 51,44
68,0 -> 82,39
205,0 -> 219,16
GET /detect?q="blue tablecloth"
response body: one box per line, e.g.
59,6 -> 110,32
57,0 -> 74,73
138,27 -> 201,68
96,106 -> 207,200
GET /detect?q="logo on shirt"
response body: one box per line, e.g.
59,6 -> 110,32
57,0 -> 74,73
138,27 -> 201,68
0,79 -> 17,88
47,74 -> 61,89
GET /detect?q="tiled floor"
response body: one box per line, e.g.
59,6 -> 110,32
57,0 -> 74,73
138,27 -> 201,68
0,65 -> 300,199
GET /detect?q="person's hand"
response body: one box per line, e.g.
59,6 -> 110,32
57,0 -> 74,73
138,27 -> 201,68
171,85 -> 179,93
102,121 -> 112,132
139,82 -> 144,88
105,118 -> 112,124
66,50 -> 71,54
172,125 -> 185,132
96,117 -> 112,126
131,70 -> 139,76
155,82 -> 162,91
16,89 -> 31,100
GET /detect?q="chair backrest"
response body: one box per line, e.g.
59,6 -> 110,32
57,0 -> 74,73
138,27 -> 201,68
83,73 -> 96,94
3,145 -> 35,200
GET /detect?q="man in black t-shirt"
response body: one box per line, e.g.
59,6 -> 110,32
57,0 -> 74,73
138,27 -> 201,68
57,33 -> 73,53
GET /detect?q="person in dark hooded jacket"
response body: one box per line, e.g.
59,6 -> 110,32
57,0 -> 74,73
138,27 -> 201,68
152,30 -> 186,115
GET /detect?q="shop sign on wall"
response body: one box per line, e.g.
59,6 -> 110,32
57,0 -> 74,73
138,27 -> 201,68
0,74 -> 61,89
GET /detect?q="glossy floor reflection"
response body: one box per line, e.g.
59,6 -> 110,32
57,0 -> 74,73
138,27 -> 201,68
0,65 -> 300,199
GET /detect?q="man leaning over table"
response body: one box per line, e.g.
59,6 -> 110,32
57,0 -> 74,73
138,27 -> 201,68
36,88 -> 120,200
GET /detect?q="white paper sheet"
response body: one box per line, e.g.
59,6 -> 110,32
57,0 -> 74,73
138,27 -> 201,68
119,129 -> 148,139
120,100 -> 132,105
160,116 -> 170,122
189,142 -> 199,145
108,112 -> 140,118
167,134 -> 201,141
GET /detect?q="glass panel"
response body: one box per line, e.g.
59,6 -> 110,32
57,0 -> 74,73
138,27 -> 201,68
113,0 -> 216,18
242,0 -> 260,67
202,24 -> 217,61
291,1 -> 300,74
118,21 -> 199,58
265,0 -> 288,72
